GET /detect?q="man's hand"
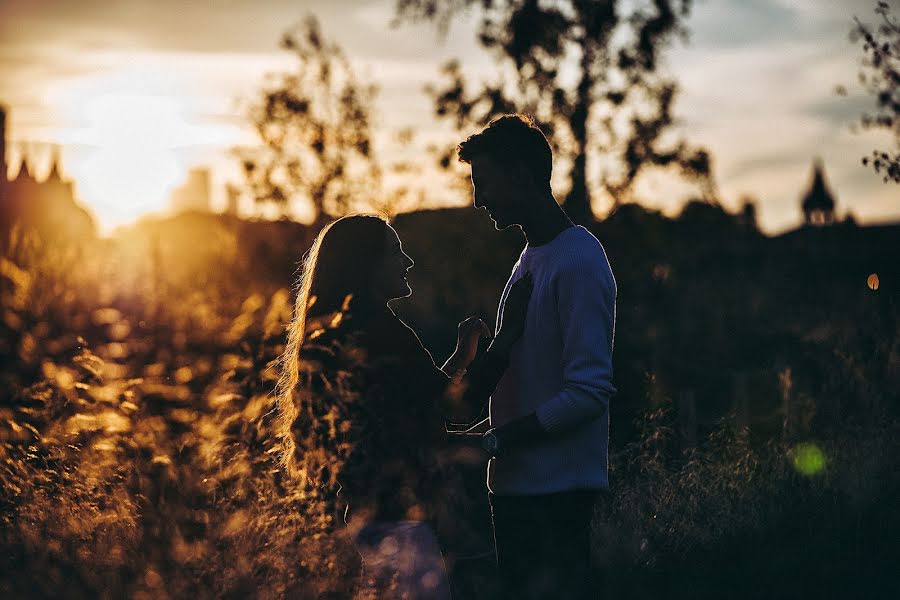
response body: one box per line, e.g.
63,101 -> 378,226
487,413 -> 547,456
463,417 -> 491,435
445,418 -> 495,464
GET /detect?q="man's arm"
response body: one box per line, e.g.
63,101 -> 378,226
439,272 -> 533,422
535,253 -> 616,433
491,253 -> 616,451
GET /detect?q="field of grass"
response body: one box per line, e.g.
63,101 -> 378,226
1,209 -> 898,599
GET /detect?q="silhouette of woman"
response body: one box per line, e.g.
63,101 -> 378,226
275,214 -> 531,599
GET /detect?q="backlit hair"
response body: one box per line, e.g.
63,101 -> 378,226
457,113 -> 552,188
274,213 -> 389,480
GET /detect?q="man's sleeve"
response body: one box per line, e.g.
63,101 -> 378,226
458,348 -> 509,415
535,252 -> 617,434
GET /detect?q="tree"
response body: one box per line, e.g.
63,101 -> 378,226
848,1 -> 900,184
394,0 -> 716,223
235,16 -> 380,226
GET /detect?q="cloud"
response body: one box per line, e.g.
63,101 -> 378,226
2,0 -> 897,232
801,91 -> 871,128
684,0 -> 798,48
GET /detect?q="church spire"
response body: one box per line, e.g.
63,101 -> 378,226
0,104 -> 7,183
14,154 -> 34,182
801,158 -> 836,226
47,146 -> 62,181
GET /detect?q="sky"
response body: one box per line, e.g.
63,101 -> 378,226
0,0 -> 897,235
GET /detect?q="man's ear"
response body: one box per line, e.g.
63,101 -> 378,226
510,162 -> 531,187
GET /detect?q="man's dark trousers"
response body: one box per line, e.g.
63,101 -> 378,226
489,489 -> 600,600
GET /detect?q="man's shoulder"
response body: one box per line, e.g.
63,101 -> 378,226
570,225 -> 606,250
555,227 -> 612,270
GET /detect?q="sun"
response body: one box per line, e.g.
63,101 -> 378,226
74,93 -> 186,230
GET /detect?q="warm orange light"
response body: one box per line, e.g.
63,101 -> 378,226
75,93 -> 184,229
867,273 -> 879,291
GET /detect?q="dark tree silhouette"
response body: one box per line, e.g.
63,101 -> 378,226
394,0 -> 717,223
235,16 -> 380,226
850,1 -> 900,184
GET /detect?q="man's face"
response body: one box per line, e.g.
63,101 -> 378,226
470,155 -> 522,230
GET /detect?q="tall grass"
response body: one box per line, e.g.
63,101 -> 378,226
1,218 -> 897,599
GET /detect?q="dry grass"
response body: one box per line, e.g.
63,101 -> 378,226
1,218 -> 897,599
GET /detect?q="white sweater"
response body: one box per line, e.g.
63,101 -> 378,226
488,225 -> 617,495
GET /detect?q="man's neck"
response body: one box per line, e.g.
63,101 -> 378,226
520,194 -> 575,247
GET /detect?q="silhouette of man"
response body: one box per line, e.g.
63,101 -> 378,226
457,114 -> 617,599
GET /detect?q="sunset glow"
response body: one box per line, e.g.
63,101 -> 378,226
1,0 -> 898,234
76,93 -> 183,227
1,2 -> 897,596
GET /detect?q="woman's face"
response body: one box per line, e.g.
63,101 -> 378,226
371,225 -> 414,302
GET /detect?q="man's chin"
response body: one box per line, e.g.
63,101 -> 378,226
482,209 -> 516,230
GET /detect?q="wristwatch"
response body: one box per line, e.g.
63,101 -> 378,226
482,428 -> 501,457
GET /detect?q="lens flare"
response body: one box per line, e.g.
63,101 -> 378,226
867,273 -> 879,291
790,442 -> 826,476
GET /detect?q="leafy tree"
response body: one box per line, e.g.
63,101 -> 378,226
394,0 -> 716,223
849,1 -> 900,184
235,16 -> 380,226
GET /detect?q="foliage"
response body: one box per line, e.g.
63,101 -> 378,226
393,0 -> 717,222
849,1 -> 900,183
1,209 -> 898,598
235,16 -> 380,225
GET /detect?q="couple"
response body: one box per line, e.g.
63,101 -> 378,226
277,114 -> 617,599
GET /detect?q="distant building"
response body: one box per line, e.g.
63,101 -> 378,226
0,107 -> 6,206
0,104 -> 95,247
224,183 -> 241,217
801,158 -> 836,226
169,167 -> 211,214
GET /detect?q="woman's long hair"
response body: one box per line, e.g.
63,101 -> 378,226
274,213 -> 390,481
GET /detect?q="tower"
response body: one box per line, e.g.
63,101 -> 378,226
0,103 -> 96,242
169,167 -> 212,214
47,146 -> 62,181
0,105 -> 9,247
801,158 -> 836,226
225,183 -> 241,216
0,104 -> 7,205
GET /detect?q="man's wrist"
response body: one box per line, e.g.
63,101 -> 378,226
481,428 -> 501,457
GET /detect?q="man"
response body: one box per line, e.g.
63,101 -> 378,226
457,114 -> 617,599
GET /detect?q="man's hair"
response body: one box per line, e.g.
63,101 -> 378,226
457,114 -> 552,188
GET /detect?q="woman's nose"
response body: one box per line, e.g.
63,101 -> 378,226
403,254 -> 414,269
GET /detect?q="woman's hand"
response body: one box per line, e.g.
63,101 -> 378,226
441,316 -> 490,378
456,316 -> 491,367
494,271 -> 533,352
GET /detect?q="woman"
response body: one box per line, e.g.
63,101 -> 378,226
275,214 -> 531,599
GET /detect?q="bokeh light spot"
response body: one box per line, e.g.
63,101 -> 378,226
867,273 -> 879,290
790,442 -> 826,476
